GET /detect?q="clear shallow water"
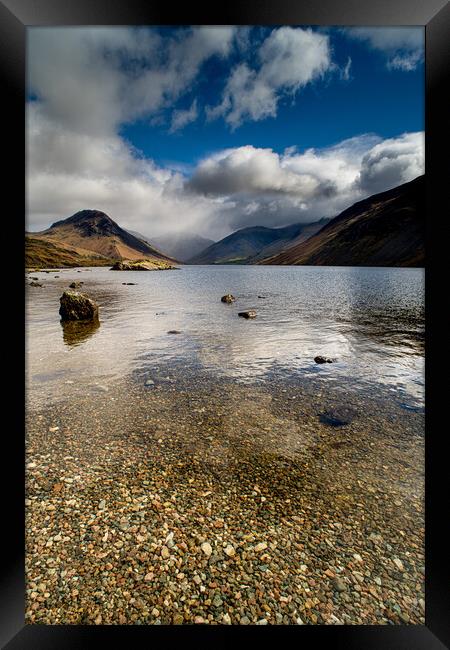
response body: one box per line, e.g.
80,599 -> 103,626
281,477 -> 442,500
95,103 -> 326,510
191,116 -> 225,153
26,265 -> 424,407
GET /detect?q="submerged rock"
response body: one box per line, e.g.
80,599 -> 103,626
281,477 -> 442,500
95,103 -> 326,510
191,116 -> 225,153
221,294 -> 235,303
238,310 -> 256,319
59,290 -> 99,322
332,577 -> 347,592
314,356 -> 334,364
29,281 -> 43,287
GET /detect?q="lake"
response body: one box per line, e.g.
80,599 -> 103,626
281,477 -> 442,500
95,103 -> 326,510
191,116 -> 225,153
25,264 -> 426,625
26,265 -> 424,410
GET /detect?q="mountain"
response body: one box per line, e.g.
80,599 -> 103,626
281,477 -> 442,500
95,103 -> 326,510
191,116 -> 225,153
150,233 -> 216,263
26,210 -> 177,268
259,176 -> 425,267
188,220 -> 329,265
25,235 -> 114,268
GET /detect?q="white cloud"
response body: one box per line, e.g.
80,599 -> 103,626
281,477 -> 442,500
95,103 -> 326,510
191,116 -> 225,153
26,27 -> 424,241
358,132 -> 425,194
169,99 -> 199,133
341,56 -> 352,81
26,103 -> 229,237
207,27 -> 332,128
185,132 -> 424,231
28,26 -> 236,135
346,27 -> 424,71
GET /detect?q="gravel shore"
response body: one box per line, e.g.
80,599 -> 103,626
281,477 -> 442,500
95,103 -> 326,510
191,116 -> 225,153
25,375 -> 424,625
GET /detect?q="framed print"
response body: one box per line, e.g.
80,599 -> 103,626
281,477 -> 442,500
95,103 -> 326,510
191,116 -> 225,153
1,0 -> 449,648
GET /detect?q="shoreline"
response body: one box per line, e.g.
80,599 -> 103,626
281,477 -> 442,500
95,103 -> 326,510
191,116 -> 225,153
25,375 -> 424,625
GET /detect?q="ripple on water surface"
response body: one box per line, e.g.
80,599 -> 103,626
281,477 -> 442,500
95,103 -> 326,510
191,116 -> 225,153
26,265 -> 424,409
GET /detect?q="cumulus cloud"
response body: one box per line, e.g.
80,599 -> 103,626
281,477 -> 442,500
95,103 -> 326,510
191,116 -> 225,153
28,26 -> 236,135
346,27 -> 424,71
26,103 -> 231,236
207,27 -> 331,128
187,145 -> 321,197
358,132 -> 425,194
26,27 -> 424,241
27,109 -> 424,237
185,132 -> 424,231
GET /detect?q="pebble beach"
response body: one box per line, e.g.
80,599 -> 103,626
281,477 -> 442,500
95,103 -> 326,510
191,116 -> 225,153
25,373 -> 424,625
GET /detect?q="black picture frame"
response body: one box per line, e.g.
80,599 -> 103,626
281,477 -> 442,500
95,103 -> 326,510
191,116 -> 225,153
1,1 -> 449,647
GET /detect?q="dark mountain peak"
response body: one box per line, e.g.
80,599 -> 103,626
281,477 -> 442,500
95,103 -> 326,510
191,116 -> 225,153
50,210 -> 120,237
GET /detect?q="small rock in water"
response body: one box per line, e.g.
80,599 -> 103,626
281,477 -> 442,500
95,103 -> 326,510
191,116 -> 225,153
314,356 -> 334,364
167,330 -> 181,334
145,379 -> 155,387
69,281 -> 83,289
29,281 -> 43,287
238,310 -> 256,319
221,294 -> 236,304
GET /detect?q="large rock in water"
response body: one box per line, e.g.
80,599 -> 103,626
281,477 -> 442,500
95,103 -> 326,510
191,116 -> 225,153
59,290 -> 99,321
238,310 -> 256,319
110,260 -> 176,271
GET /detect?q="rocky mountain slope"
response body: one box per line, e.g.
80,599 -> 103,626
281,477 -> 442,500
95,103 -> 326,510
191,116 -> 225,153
259,176 -> 425,267
26,210 -> 176,268
188,220 -> 329,265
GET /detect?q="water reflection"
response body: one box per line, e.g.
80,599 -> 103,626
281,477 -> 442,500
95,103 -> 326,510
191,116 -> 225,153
61,318 -> 100,346
27,265 -> 425,406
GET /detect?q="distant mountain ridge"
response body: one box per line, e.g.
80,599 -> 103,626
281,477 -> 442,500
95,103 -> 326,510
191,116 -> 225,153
188,219 -> 329,265
25,178 -> 425,270
134,232 -> 216,263
259,175 -> 425,267
26,210 -> 177,268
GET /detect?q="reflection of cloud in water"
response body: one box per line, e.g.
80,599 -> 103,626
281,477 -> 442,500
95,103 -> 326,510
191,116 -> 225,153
61,319 -> 100,347
188,325 -> 353,380
27,266 -> 425,406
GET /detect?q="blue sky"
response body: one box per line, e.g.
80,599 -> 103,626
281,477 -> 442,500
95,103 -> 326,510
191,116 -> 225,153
27,26 -> 424,238
120,27 -> 424,169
